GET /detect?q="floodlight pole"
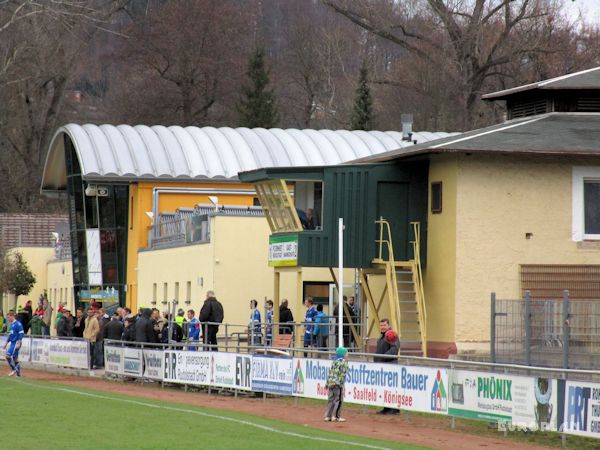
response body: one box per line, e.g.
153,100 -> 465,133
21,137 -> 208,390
338,218 -> 344,348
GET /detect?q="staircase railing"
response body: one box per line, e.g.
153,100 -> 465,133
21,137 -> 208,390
410,221 -> 427,356
374,217 -> 402,336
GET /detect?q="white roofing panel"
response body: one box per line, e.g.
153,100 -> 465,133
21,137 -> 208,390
287,129 -> 326,166
40,124 -> 457,190
169,126 -> 207,178
152,125 -> 191,178
236,127 -> 276,168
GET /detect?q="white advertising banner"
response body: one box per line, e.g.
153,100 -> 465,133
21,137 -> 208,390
0,335 -> 31,362
143,349 -> 165,380
105,346 -> 123,374
448,370 -> 558,431
251,356 -> 293,395
163,350 -> 211,385
292,358 -> 448,414
211,352 -> 252,391
563,380 -> 600,438
122,347 -> 143,377
47,339 -> 89,369
19,337 -> 31,362
103,346 -> 142,376
30,338 -> 49,364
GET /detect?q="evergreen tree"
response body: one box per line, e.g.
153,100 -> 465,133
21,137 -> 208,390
350,64 -> 374,131
237,48 -> 279,128
4,252 -> 36,303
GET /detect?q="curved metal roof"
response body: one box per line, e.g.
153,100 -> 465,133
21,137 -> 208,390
41,123 -> 457,192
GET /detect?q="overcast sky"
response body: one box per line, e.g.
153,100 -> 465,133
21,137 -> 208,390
563,0 -> 600,23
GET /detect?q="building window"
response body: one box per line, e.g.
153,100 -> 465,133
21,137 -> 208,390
174,282 -> 179,301
431,182 -> 442,214
152,283 -> 157,303
186,281 -> 191,302
163,282 -> 168,302
572,167 -> 600,240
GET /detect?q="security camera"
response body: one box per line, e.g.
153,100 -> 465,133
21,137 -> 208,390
85,184 -> 97,196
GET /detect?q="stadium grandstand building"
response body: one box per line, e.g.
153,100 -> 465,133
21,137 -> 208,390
40,126 -> 454,320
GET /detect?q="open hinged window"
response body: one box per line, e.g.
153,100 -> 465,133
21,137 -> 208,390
255,179 -> 324,233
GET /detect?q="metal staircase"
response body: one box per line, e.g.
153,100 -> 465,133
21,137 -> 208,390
372,218 -> 427,357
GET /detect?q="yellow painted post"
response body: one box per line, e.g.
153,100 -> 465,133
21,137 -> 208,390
273,269 -> 280,340
295,267 -> 303,349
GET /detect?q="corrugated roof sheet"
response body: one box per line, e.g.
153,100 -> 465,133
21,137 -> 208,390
41,124 -> 457,192
357,113 -> 600,162
483,66 -> 600,100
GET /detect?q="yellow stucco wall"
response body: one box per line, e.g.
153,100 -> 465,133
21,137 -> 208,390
137,214 -> 357,338
4,247 -> 54,311
46,259 -> 75,312
453,154 -> 600,351
424,155 -> 458,345
126,181 -> 258,310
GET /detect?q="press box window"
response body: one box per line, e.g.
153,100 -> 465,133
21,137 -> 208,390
431,182 -> 442,214
572,167 -> 600,241
584,180 -> 600,235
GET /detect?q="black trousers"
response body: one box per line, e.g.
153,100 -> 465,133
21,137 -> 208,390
203,325 -> 219,351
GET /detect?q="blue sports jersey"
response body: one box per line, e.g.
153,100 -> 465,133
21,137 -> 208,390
250,309 -> 261,332
188,317 -> 200,341
7,320 -> 24,343
304,306 -> 318,335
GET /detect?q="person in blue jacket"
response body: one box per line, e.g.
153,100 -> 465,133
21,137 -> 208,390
303,297 -> 318,356
186,309 -> 201,351
3,311 -> 24,377
249,300 -> 261,346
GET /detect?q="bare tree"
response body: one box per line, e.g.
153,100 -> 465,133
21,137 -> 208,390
323,0 -> 590,129
0,0 -> 127,212
108,0 -> 255,126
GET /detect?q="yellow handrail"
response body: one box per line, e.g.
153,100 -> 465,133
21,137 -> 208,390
410,222 -> 427,356
374,217 -> 401,335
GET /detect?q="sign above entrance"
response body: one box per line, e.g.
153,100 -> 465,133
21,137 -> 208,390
269,235 -> 298,267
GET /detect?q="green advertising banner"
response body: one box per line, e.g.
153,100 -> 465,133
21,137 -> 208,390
268,235 -> 298,267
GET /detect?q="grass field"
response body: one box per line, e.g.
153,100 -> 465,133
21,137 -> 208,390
0,377 -> 426,450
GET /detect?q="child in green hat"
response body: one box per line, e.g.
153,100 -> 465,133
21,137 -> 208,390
324,346 -> 349,422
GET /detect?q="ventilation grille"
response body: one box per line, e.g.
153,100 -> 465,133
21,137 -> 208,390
576,96 -> 600,112
510,99 -> 548,119
520,264 -> 600,299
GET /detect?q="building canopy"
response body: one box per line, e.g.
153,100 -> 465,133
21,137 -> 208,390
40,124 -> 455,194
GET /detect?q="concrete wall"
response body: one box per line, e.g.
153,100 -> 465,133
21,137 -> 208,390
423,155 -> 458,356
454,154 -> 600,352
46,259 -> 75,312
137,215 -> 358,338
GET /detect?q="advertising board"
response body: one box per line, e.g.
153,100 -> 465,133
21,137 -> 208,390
561,380 -> 600,438
251,356 -> 293,395
448,370 -> 558,430
292,358 -> 448,414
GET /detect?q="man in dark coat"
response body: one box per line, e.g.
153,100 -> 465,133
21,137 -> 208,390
56,309 -> 74,337
72,308 -> 86,338
278,299 -> 294,334
103,314 -> 124,341
135,308 -> 157,343
199,291 -> 223,351
122,316 -> 136,342
374,318 -> 400,415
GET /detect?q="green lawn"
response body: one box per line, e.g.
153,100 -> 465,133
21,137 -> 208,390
0,377 -> 426,450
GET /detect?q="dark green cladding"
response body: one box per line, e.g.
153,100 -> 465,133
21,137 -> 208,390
240,161 -> 428,269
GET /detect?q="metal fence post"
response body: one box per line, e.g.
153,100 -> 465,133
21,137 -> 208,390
490,292 -> 496,363
562,290 -> 570,369
524,290 -> 531,366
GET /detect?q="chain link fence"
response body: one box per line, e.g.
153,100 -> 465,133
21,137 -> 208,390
491,291 -> 600,369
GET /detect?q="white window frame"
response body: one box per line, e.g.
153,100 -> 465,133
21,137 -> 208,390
572,167 -> 600,241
